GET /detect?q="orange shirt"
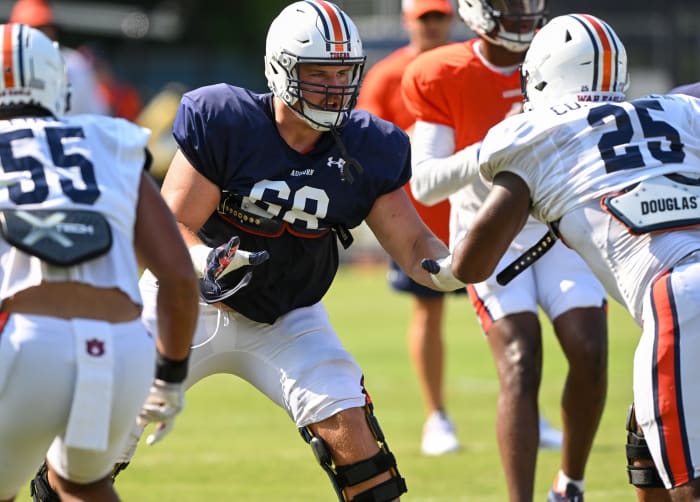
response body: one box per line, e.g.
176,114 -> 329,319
358,46 -> 450,244
402,38 -> 523,151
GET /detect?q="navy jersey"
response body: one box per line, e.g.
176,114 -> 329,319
173,84 -> 411,323
668,82 -> 700,100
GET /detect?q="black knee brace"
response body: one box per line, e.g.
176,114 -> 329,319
300,404 -> 407,501
30,462 -> 60,502
111,462 -> 130,481
626,404 -> 664,488
30,460 -> 129,502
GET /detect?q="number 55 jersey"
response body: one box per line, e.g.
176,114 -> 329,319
479,93 -> 700,322
0,114 -> 150,305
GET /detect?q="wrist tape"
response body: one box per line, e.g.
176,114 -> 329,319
155,352 -> 189,383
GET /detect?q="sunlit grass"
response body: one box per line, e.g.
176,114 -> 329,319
24,263 -> 640,501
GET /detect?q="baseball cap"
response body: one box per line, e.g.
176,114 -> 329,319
402,0 -> 454,20
9,0 -> 54,27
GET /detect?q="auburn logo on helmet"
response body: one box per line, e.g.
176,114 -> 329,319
570,14 -> 623,93
305,0 -> 354,54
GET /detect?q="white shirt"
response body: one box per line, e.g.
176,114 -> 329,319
479,93 -> 700,321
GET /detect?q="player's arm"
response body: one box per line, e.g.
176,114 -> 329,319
408,120 -> 482,205
135,171 -> 198,362
366,187 -> 463,291
161,149 -> 268,303
160,149 -> 220,252
451,171 -> 530,283
134,171 -> 199,445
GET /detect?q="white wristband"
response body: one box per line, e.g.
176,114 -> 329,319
189,244 -> 212,278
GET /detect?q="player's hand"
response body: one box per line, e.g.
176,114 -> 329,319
421,255 -> 467,291
137,379 -> 185,445
199,236 -> 269,304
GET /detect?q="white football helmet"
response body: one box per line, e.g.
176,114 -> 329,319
521,14 -> 629,111
458,0 -> 547,53
0,23 -> 68,116
264,0 -> 365,131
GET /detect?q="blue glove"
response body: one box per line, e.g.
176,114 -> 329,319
199,236 -> 269,304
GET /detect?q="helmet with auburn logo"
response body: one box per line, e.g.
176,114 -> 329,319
520,13 -> 629,111
264,0 -> 365,131
0,23 -> 69,116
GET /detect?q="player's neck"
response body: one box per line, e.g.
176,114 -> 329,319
475,39 -> 525,68
273,98 -> 322,153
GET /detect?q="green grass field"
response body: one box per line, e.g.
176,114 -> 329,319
48,264 -> 641,500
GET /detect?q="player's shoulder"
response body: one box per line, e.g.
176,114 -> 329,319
347,110 -> 408,138
180,84 -> 269,129
406,40 -> 476,81
64,114 -> 150,145
346,110 -> 409,151
667,81 -> 700,100
181,84 -> 266,114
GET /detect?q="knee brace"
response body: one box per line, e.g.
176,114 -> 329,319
111,461 -> 130,481
300,404 -> 407,501
30,462 -> 60,502
626,404 -> 664,488
30,460 -> 129,502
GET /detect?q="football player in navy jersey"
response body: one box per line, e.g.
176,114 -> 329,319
61,2 -> 463,501
668,81 -> 700,99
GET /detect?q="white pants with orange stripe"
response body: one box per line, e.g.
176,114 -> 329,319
464,223 -> 606,333
634,252 -> 700,488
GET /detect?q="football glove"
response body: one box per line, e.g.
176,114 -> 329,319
421,255 -> 467,291
137,379 -> 184,445
195,236 -> 269,304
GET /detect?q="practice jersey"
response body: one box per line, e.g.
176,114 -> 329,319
173,84 -> 411,323
0,114 -> 150,304
358,46 -> 417,131
480,94 -> 700,321
357,46 -> 450,244
401,38 -> 542,244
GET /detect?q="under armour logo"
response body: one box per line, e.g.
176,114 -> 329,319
327,157 -> 346,171
16,211 -> 73,248
86,338 -> 105,357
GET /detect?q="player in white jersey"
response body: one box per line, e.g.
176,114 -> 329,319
0,24 -> 198,502
403,2 -> 607,499
426,13 -> 700,501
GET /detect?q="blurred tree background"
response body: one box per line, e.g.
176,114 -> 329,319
0,0 -> 698,106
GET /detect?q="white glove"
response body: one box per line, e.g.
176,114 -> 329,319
137,379 -> 185,445
421,255 -> 467,291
